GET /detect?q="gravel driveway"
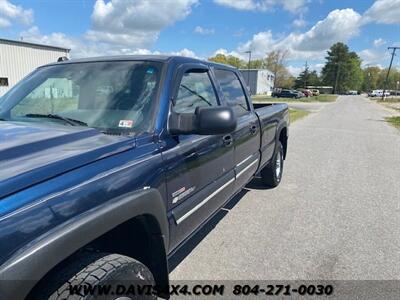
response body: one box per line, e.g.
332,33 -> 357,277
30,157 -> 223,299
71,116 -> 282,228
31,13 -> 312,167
170,96 -> 400,284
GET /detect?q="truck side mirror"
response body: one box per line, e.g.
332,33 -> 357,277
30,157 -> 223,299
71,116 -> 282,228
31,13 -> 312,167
169,106 -> 237,135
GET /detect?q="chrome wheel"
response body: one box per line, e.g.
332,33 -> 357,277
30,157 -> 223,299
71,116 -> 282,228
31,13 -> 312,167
275,151 -> 282,180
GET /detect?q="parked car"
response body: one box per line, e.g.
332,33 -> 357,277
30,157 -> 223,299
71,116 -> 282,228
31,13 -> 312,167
348,90 -> 358,95
311,89 -> 320,96
299,89 -> 313,97
297,91 -> 305,98
369,90 -> 390,97
272,88 -> 282,97
275,89 -> 302,99
0,55 -> 289,299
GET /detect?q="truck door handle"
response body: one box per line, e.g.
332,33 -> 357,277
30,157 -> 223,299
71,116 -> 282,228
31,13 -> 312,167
250,125 -> 257,135
222,134 -> 233,147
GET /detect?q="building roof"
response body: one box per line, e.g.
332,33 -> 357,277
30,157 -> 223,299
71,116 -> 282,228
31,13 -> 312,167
0,37 -> 70,52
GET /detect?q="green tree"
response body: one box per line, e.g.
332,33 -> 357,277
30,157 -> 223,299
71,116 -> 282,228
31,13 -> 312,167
281,76 -> 296,89
250,59 -> 264,69
208,54 -> 246,68
264,50 -> 291,88
377,68 -> 400,90
321,43 -> 363,93
294,67 -> 321,89
361,66 -> 381,91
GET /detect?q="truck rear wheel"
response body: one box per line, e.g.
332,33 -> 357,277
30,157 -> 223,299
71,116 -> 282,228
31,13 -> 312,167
33,252 -> 156,300
261,141 -> 284,187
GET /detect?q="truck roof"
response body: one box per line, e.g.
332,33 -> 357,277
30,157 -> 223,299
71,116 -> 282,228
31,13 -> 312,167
43,55 -> 237,71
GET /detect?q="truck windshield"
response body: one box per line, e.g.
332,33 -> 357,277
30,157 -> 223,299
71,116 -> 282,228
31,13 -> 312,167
0,61 -> 163,135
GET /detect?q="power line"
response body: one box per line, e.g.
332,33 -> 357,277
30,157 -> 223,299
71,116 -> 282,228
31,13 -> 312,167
382,47 -> 399,101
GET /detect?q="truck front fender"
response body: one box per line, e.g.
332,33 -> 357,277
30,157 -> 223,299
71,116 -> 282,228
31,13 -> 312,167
0,188 -> 169,300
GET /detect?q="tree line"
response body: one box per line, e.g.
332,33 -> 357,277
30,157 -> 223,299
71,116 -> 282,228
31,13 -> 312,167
208,43 -> 400,93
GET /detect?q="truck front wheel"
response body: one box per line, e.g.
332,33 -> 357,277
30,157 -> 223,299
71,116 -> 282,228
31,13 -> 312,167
261,141 -> 284,187
32,252 -> 156,300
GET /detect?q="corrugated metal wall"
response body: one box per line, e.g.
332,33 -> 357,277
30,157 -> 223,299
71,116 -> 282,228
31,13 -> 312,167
257,70 -> 274,95
240,69 -> 275,95
239,70 -> 258,95
0,40 -> 69,96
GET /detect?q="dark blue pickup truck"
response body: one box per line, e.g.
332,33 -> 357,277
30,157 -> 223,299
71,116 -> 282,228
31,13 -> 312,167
0,55 -> 288,299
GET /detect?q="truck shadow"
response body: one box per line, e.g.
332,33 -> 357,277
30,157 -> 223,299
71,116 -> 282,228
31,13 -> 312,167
168,188 -> 249,272
169,177 -> 273,272
245,176 -> 276,190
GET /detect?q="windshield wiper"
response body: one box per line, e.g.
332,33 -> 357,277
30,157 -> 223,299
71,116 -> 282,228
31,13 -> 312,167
181,84 -> 213,106
24,113 -> 88,127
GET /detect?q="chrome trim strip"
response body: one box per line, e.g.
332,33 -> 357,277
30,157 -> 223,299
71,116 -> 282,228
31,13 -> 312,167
236,159 -> 258,179
175,177 -> 235,225
236,155 -> 253,168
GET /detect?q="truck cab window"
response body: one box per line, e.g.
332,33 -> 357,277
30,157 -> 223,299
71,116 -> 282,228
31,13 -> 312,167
214,69 -> 249,116
173,70 -> 218,113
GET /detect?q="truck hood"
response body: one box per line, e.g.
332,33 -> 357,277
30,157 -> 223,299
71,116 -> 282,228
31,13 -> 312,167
0,121 -> 134,199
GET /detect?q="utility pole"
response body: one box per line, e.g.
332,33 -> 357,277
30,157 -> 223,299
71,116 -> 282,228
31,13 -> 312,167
244,50 -> 252,94
382,46 -> 399,101
364,63 -> 371,94
304,61 -> 308,89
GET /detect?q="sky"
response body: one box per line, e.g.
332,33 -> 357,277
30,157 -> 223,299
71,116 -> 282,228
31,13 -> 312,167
0,0 -> 399,76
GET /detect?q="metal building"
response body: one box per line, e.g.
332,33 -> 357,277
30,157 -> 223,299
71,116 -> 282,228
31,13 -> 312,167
240,69 -> 275,96
0,38 -> 70,96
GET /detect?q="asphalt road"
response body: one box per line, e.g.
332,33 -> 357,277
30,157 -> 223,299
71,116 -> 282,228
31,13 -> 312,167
170,96 -> 400,285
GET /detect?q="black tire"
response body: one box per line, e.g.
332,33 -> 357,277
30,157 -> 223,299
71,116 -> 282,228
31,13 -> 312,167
32,252 -> 156,300
261,141 -> 284,187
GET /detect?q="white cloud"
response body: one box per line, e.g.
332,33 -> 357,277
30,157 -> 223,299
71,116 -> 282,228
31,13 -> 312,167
20,26 -> 99,58
214,0 -> 259,11
292,9 -> 362,51
213,48 -> 246,59
0,0 -> 33,27
287,65 -> 303,77
237,9 -> 362,60
214,0 -> 308,13
21,26 -> 198,59
359,48 -> 390,66
292,17 -> 306,28
20,0 -> 199,58
373,38 -> 386,47
194,26 -> 215,35
363,0 -> 400,24
86,0 -> 198,48
0,16 -> 10,27
237,31 -> 276,58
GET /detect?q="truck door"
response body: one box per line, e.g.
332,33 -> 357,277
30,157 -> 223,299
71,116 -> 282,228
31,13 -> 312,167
213,68 -> 260,189
163,65 -> 235,250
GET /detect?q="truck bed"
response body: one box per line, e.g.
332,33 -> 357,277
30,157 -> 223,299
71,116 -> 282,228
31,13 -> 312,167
253,102 -> 289,169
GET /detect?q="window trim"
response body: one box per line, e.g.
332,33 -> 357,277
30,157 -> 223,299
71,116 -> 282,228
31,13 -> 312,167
171,65 -> 221,114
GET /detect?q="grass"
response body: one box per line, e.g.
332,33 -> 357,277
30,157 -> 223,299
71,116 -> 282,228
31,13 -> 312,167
252,94 -> 338,103
385,116 -> 400,129
289,108 -> 310,123
377,97 -> 400,103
